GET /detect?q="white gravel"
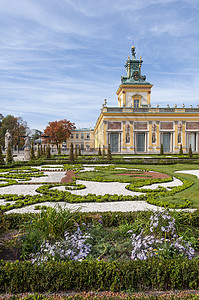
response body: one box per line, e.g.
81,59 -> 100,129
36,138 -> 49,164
175,170 -> 199,179
140,177 -> 183,190
52,180 -> 143,196
0,184 -> 42,196
25,171 -> 66,183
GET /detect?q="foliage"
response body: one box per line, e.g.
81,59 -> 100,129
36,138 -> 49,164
98,145 -> 102,156
0,259 -> 198,293
129,210 -> 195,260
102,146 -> 106,159
31,225 -> 92,264
0,145 -> 5,165
30,142 -> 35,160
107,144 -> 112,161
189,144 -> 193,158
69,143 -> 74,162
44,119 -> 76,149
36,145 -> 41,159
160,143 -> 164,155
0,115 -> 29,148
58,145 -> 61,155
74,146 -> 78,160
46,144 -> 51,159
78,147 -> 81,156
179,144 -> 183,155
6,141 -> 13,164
20,206 -> 79,258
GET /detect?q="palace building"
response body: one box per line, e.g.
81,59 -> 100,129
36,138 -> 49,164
94,46 -> 199,154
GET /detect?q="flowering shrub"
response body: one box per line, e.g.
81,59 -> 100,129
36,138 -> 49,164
129,210 -> 195,260
31,225 -> 92,264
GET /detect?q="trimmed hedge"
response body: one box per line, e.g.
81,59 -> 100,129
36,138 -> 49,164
0,259 -> 198,293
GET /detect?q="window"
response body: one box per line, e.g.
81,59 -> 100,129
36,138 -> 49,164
134,99 -> 139,108
76,134 -> 79,139
86,134 -> 90,139
81,133 -> 84,139
71,134 -> 74,139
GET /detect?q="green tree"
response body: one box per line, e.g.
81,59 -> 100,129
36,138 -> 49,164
46,144 -> 51,159
0,145 -> 5,165
44,119 -> 76,150
58,145 -> 61,155
189,144 -> 193,158
74,145 -> 78,160
160,143 -> 164,155
102,146 -> 106,159
69,143 -> 74,162
107,144 -> 112,161
179,144 -> 183,155
78,147 -> 81,156
98,145 -> 102,156
6,142 -> 13,164
0,115 -> 29,149
40,144 -> 43,157
30,142 -> 35,160
37,145 -> 41,159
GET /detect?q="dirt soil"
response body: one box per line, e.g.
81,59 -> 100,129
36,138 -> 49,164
116,171 -> 170,179
61,171 -> 76,183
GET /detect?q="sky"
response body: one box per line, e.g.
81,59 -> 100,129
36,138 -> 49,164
1,0 -> 199,131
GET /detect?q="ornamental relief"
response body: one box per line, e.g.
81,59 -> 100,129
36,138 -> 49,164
134,122 -> 148,130
160,122 -> 173,130
108,122 -> 121,130
186,122 -> 199,130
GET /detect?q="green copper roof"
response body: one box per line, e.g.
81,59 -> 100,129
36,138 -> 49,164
121,46 -> 151,85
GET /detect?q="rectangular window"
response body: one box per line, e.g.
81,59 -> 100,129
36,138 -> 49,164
86,134 -> 90,139
81,134 -> 84,139
76,134 -> 79,139
71,134 -> 74,139
134,100 -> 139,108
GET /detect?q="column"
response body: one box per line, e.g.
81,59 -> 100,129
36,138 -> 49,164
122,121 -> 126,151
174,121 -> 178,153
103,121 -> 108,149
130,121 -> 134,151
182,121 -> 186,151
148,121 -> 153,152
156,121 -> 160,151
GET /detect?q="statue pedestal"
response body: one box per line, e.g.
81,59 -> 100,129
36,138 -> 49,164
24,149 -> 30,161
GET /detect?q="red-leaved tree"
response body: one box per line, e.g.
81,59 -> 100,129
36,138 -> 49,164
44,119 -> 76,149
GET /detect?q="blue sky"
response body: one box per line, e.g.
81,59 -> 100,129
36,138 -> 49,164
1,0 -> 199,131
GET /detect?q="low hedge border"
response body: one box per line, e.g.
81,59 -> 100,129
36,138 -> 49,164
0,259 -> 198,293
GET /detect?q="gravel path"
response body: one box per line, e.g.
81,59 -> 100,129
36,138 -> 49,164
53,180 -> 143,196
175,170 -> 199,178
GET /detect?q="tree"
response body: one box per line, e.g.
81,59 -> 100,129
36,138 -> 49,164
30,142 -> 35,160
160,143 -> 164,155
58,145 -> 61,155
40,144 -> 43,157
37,145 -> 41,159
0,145 -> 5,165
107,144 -> 112,161
69,143 -> 74,162
189,144 -> 193,158
6,142 -> 13,164
46,144 -> 51,159
179,144 -> 183,155
44,119 -> 76,150
74,145 -> 78,160
0,115 -> 29,150
102,146 -> 106,159
98,145 -> 102,156
78,147 -> 81,156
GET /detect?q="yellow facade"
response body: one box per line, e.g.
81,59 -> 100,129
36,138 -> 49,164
66,128 -> 95,151
94,47 -> 199,154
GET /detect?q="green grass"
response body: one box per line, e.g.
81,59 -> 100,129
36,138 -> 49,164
77,164 -> 199,209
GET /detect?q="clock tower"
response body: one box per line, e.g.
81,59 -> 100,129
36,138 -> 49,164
116,46 -> 153,108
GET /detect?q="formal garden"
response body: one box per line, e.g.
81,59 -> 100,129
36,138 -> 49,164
0,154 -> 199,299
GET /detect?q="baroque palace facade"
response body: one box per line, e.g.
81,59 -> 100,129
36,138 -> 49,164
94,46 -> 199,154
